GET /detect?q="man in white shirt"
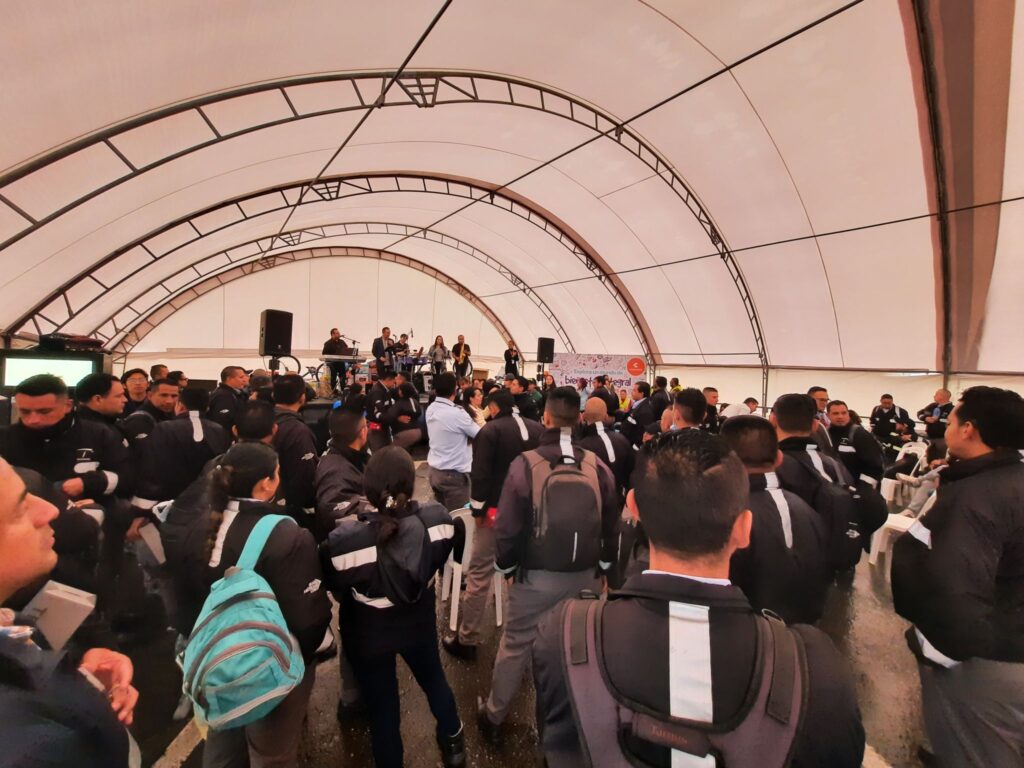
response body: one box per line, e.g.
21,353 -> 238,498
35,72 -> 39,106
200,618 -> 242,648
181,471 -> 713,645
425,373 -> 481,510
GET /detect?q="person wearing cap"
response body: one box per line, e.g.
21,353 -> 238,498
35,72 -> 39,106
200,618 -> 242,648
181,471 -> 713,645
443,388 -> 542,660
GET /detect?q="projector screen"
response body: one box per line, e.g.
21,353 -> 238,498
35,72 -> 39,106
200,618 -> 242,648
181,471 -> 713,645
2,357 -> 97,388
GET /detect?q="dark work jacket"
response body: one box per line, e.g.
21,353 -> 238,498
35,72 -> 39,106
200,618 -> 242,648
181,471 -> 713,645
205,499 -> 330,662
869,405 -> 914,441
132,412 -> 229,509
122,396 -> 147,416
730,472 -> 830,625
117,400 -> 173,456
0,635 -> 131,768
589,386 -> 619,418
775,436 -> 852,509
576,421 -> 635,504
617,398 -> 655,447
469,410 -> 543,514
701,407 -> 720,434
314,444 -> 371,539
827,423 -> 885,486
916,401 -> 954,440
273,408 -> 320,520
320,500 -> 455,657
495,427 -> 620,574
513,391 -> 540,421
384,396 -> 422,435
366,382 -> 394,429
0,413 -> 134,504
649,388 -> 671,421
532,573 -> 865,768
206,384 -> 246,432
893,450 -> 1024,663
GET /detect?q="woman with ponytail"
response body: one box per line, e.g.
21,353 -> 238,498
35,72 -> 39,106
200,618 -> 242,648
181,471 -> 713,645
199,442 -> 330,768
321,446 -> 465,768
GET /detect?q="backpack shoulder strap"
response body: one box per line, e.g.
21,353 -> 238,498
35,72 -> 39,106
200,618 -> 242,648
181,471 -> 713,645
236,514 -> 292,571
561,599 -> 624,768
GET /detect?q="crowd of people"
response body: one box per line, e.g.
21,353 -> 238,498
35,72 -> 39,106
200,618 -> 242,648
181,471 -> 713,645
1,359 -> 1022,768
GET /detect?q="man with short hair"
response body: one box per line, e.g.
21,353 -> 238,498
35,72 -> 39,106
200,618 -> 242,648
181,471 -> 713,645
452,334 -> 471,379
589,375 -> 618,416
669,377 -> 681,393
720,416 -> 830,624
893,387 -> 1024,767
248,372 -> 273,404
577,397 -> 634,504
672,387 -> 707,430
119,378 -> 180,452
649,376 -> 671,420
366,370 -> 397,452
75,373 -> 127,428
371,326 -> 395,375
870,393 -> 916,461
772,394 -> 851,505
478,386 -> 619,742
322,327 -> 351,393
532,429 -> 864,767
618,380 -> 655,446
426,373 -> 481,511
149,364 -> 169,382
917,388 -> 954,442
701,386 -> 721,433
273,374 -> 320,526
315,407 -> 371,540
744,397 -> 760,412
206,366 -> 249,431
120,368 -> 149,415
827,400 -> 884,488
443,388 -> 543,660
508,375 -> 539,420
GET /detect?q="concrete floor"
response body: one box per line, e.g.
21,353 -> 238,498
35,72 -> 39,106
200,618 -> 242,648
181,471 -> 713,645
131,450 -> 926,767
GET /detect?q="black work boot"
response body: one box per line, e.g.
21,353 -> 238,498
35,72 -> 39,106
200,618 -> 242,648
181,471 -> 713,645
438,724 -> 467,767
442,633 -> 478,660
476,696 -> 502,745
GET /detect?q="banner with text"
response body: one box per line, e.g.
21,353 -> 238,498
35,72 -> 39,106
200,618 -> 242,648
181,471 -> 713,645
548,353 -> 648,394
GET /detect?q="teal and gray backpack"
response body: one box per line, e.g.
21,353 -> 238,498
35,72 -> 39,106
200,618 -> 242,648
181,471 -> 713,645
180,514 -> 305,730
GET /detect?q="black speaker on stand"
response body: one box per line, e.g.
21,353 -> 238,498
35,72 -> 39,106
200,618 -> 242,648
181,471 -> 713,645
259,309 -> 293,371
537,336 -> 555,385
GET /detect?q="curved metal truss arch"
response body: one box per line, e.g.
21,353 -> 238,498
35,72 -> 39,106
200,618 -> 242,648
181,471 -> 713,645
108,247 -> 516,369
91,221 -> 575,353
0,70 -> 765,369
14,174 -> 626,355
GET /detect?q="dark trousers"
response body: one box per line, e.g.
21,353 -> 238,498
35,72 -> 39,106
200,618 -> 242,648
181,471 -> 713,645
431,362 -> 446,376
350,634 -> 461,768
327,362 -> 347,392
454,362 -> 469,379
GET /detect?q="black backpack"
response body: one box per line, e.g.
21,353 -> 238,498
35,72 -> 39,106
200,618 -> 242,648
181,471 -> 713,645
523,448 -> 603,572
561,595 -> 806,768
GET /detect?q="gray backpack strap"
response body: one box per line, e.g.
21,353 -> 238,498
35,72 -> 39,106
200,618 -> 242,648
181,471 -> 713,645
561,599 -> 628,768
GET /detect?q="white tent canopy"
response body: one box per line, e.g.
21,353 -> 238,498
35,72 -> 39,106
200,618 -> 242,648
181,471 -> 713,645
2,0 -> 1021,383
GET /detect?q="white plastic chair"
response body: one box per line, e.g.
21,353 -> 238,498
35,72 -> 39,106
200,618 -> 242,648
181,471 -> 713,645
441,508 -> 503,632
882,442 -> 930,506
868,513 -> 916,570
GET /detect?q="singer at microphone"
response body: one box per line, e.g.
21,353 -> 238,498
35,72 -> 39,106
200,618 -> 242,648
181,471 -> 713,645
322,327 -> 351,393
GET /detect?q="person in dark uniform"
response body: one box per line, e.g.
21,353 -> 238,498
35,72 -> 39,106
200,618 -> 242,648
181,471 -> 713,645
531,429 -> 865,768
130,387 -> 229,514
0,458 -> 140,768
120,368 -> 149,415
315,407 -> 371,539
503,339 -> 520,377
649,376 -> 671,420
720,415 -> 830,624
617,380 -> 655,446
701,386 -> 721,433
206,366 -> 249,432
372,327 -> 396,376
870,393 -> 916,463
75,373 -> 128,429
507,375 -> 539,421
321,447 -> 465,768
452,334 -> 471,379
443,388 -> 543,660
272,374 -> 320,527
366,370 -> 397,452
917,388 -> 954,454
771,394 -> 852,505
893,386 -> 1024,767
589,375 -> 619,416
322,328 -> 351,393
827,400 -> 885,489
385,382 -> 422,452
197,443 -> 330,768
577,396 -> 634,505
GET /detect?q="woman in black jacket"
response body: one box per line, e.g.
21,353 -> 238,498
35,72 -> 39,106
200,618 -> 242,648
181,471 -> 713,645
198,443 -> 331,768
322,447 -> 464,768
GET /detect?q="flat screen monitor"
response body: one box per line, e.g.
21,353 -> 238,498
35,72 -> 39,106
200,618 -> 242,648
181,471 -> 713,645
0,349 -> 109,390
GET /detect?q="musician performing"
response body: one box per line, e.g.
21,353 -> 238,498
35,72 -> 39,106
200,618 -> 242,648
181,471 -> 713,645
372,326 -> 396,375
504,339 -> 519,377
452,334 -> 471,379
393,333 -> 425,374
428,335 -> 450,376
322,328 -> 351,393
